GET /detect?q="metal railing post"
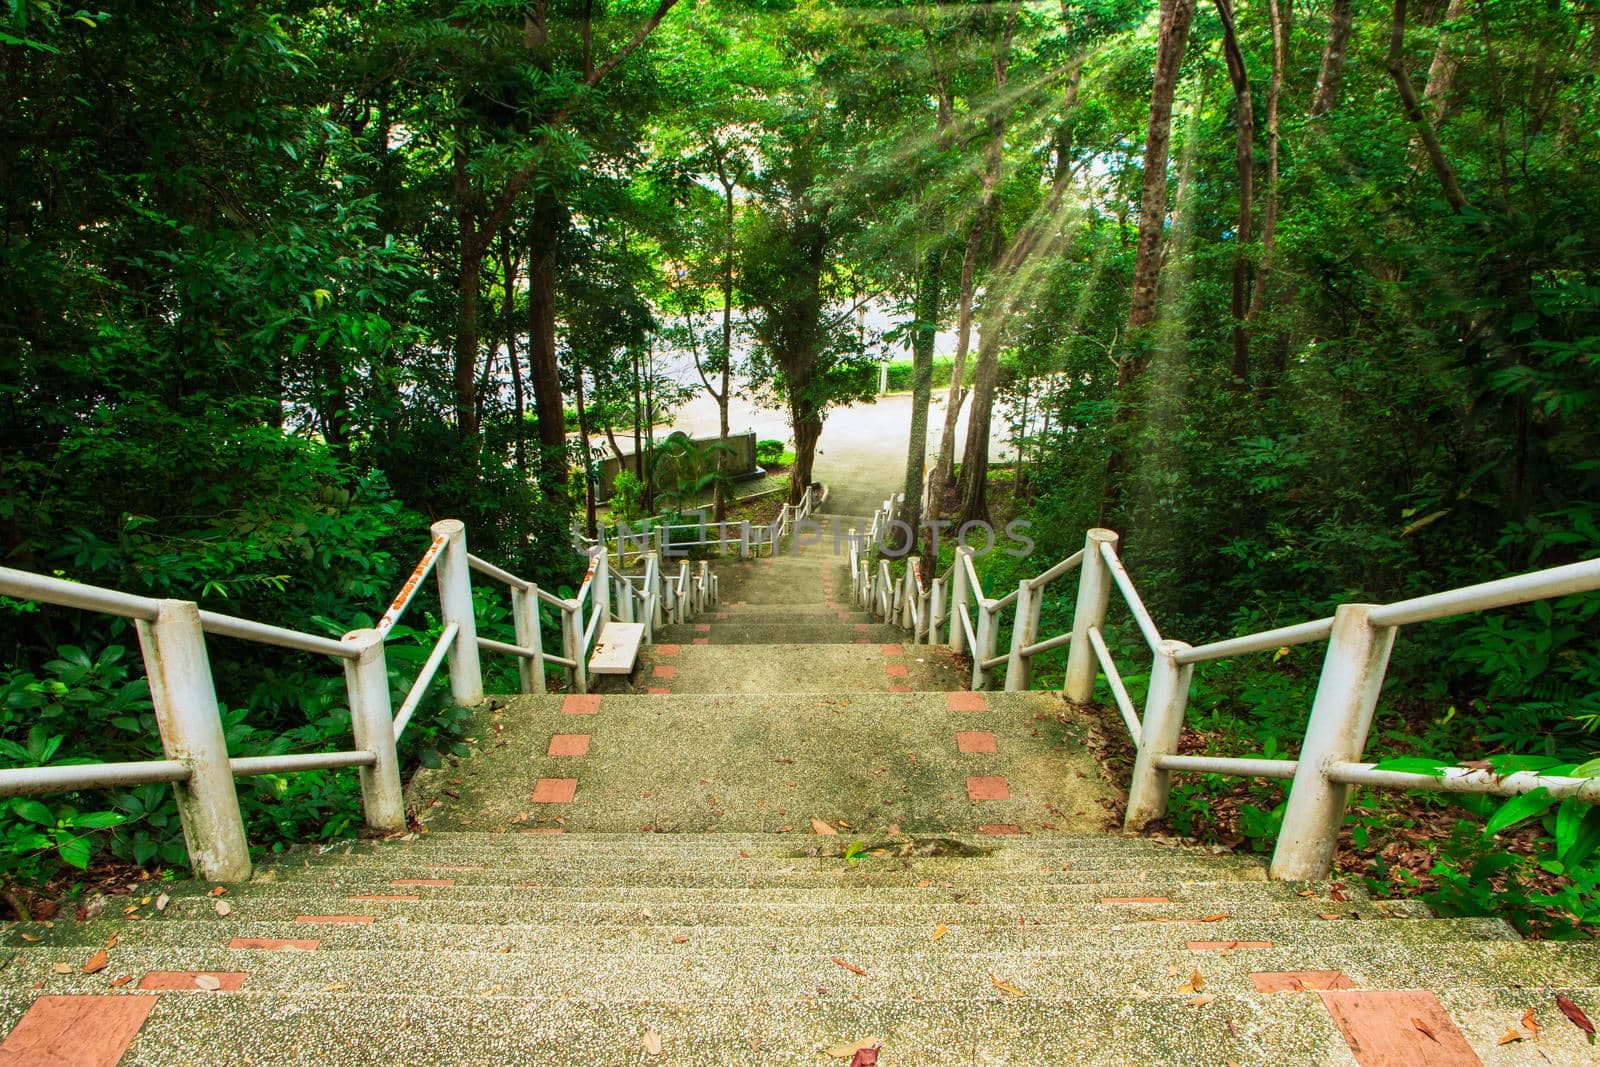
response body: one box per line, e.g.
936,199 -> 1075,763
1004,578 -> 1044,691
1124,640 -> 1195,831
1270,604 -> 1397,881
593,547 -> 611,622
563,603 -> 588,694
340,628 -> 405,833
511,585 -> 545,694
927,578 -> 943,647
950,547 -> 971,653
973,604 -> 999,690
137,600 -> 251,882
1064,528 -> 1118,703
430,519 -> 484,706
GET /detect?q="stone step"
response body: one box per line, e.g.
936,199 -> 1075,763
149,890 -> 1428,928
698,606 -> 873,624
15,940 -> 1588,1005
407,691 -> 1115,834
653,624 -> 899,646
238,859 -> 1278,889
630,642 -> 967,693
16,915 -> 1517,957
8,985 -> 1596,1066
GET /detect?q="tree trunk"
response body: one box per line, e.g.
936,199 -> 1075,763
929,4 -> 1018,510
956,320 -> 1004,526
1106,0 -> 1196,525
1422,0 -> 1469,127
502,235 -> 527,474
790,410 -> 823,505
1387,0 -> 1470,212
715,177 -> 735,524
1215,0 -> 1254,387
902,250 -> 943,544
573,369 -> 598,537
1249,0 -> 1285,327
1126,0 -> 1197,335
453,144 -> 483,440
1309,0 -> 1354,117
930,217 -> 982,500
527,193 -> 568,493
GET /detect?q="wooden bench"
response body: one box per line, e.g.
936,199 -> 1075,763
588,622 -> 646,675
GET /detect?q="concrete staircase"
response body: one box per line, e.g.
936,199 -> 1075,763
3,508 -> 1598,1064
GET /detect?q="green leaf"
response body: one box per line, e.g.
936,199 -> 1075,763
1484,788 -> 1556,836
11,799 -> 55,825
63,811 -> 126,829
57,836 -> 92,869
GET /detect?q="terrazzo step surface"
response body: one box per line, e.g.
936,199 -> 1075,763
3,832 -> 1596,1065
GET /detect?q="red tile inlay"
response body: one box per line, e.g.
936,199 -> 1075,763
1251,971 -> 1356,994
562,694 -> 602,715
655,643 -> 680,657
647,687 -> 672,695
295,914 -> 374,924
693,624 -> 711,633
227,938 -> 320,951
885,663 -> 909,678
693,638 -> 709,645
978,824 -> 1020,835
348,895 -> 419,902
1186,940 -> 1273,951
390,878 -> 452,888
853,623 -> 872,633
947,691 -> 987,712
956,731 -> 998,754
532,777 -> 577,803
1101,896 -> 1170,904
889,684 -> 912,693
0,995 -> 156,1066
967,775 -> 1009,801
137,971 -> 249,991
1318,990 -> 1480,1066
548,733 -> 591,757
653,664 -> 677,679
520,827 -> 565,834
880,644 -> 905,657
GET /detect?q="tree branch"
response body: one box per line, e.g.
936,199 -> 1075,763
1387,0 -> 1470,213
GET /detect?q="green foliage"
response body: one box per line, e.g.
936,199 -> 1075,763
755,440 -> 787,465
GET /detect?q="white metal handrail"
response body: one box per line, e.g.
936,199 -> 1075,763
859,523 -> 1600,883
0,517 -> 723,884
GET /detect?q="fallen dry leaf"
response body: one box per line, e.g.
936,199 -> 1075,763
1197,913 -> 1228,923
109,975 -> 132,988
1522,1007 -> 1539,1035
932,923 -> 948,942
850,1049 -> 879,1067
1186,994 -> 1216,1007
19,934 -> 39,943
1497,1029 -> 1524,1046
322,982 -> 348,992
105,933 -> 118,949
811,819 -> 838,836
154,894 -> 170,913
1177,968 -> 1205,995
82,950 -> 109,975
832,956 -> 866,976
1556,995 -> 1596,1041
208,887 -> 228,897
1319,913 -> 1343,921
52,963 -> 71,974
642,1030 -> 662,1057
1414,1017 -> 1439,1043
823,1038 -> 881,1059
990,974 -> 1026,997
194,975 -> 222,991
671,936 -> 688,944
